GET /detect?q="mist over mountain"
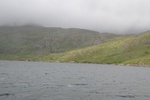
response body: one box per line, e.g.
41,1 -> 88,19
0,0 -> 150,34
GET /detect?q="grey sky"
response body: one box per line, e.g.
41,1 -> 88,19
0,0 -> 150,33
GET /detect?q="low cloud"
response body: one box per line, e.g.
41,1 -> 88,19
0,0 -> 150,33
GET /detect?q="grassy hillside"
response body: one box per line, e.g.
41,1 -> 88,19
0,26 -> 120,55
52,31 -> 150,66
1,26 -> 149,66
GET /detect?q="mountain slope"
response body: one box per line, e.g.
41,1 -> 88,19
0,26 -> 120,55
1,26 -> 149,66
55,31 -> 150,66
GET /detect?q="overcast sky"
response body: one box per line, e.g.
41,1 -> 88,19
0,0 -> 150,33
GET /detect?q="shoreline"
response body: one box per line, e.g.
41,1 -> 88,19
0,59 -> 149,67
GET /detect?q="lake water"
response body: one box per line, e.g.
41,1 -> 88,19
0,60 -> 150,100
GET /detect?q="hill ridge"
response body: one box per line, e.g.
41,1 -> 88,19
0,26 -> 149,66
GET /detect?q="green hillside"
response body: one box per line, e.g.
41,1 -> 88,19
0,26 -> 121,59
0,26 -> 120,54
53,31 -> 150,66
0,26 -> 149,66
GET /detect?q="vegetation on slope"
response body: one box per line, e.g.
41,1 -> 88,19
0,26 -> 120,55
53,31 -> 150,66
0,26 -> 149,66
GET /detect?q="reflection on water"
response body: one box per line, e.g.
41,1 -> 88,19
0,60 -> 150,100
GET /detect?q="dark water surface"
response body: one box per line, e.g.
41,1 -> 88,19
0,60 -> 150,100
